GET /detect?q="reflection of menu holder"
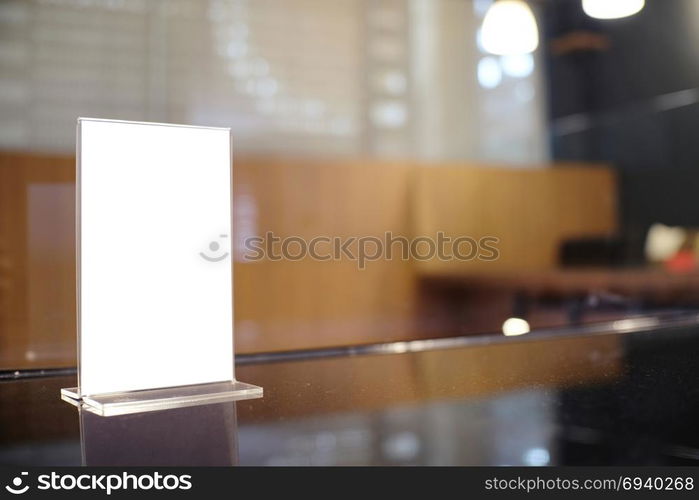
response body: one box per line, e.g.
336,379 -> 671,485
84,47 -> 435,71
61,381 -> 261,417
60,118 -> 262,415
64,398 -> 240,465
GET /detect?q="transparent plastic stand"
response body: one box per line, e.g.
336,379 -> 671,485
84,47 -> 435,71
61,381 -> 261,417
61,119 -> 263,416
66,397 -> 241,465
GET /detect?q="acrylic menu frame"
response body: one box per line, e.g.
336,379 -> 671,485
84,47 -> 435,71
61,118 -> 262,416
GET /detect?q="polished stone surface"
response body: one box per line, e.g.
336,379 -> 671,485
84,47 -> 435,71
2,320 -> 699,465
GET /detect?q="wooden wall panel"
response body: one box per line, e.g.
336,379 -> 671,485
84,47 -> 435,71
232,158 -> 416,352
0,154 -> 417,365
412,163 -> 617,274
0,153 -> 75,369
0,152 -> 617,368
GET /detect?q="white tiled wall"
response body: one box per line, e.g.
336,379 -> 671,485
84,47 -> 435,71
0,0 -> 546,162
0,0 -> 365,154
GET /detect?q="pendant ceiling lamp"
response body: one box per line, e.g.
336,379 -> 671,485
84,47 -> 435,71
481,0 -> 539,56
582,0 -> 645,19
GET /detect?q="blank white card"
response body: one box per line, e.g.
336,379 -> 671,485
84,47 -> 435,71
78,118 -> 234,396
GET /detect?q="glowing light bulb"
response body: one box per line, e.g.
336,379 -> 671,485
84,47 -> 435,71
502,317 -> 530,336
582,0 -> 645,20
481,0 -> 539,55
477,56 -> 503,89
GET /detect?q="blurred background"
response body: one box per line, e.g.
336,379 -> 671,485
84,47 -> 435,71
2,0 -> 699,370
